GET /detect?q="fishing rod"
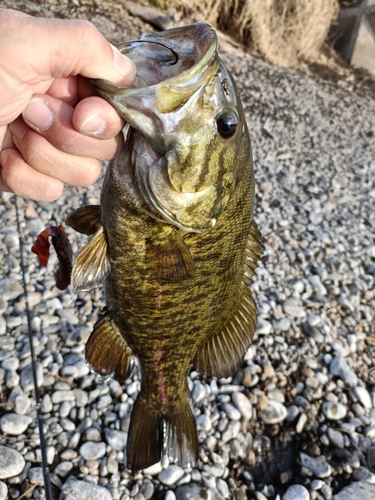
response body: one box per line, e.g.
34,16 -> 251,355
15,196 -> 53,500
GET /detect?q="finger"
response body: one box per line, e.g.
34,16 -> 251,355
11,121 -> 101,187
0,148 -> 64,202
1,10 -> 137,86
73,96 -> 125,138
20,96 -> 124,158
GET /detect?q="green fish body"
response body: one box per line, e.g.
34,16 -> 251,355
65,23 -> 263,471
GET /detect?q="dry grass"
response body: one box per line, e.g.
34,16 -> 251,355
167,0 -> 339,67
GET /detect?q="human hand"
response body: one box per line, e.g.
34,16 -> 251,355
0,9 -> 137,202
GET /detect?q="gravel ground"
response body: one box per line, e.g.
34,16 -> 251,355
1,2 -> 375,500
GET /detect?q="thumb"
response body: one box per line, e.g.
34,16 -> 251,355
1,10 -> 137,87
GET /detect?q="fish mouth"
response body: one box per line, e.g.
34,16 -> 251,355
93,23 -> 223,233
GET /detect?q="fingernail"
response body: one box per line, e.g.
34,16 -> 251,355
111,45 -> 137,84
79,114 -> 106,135
23,98 -> 53,131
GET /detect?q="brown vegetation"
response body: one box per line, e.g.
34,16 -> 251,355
164,0 -> 339,67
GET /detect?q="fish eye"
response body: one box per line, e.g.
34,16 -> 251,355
216,110 -> 238,139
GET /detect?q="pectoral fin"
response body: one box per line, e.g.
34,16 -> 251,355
146,230 -> 195,283
71,226 -> 110,293
86,311 -> 135,383
66,205 -> 101,236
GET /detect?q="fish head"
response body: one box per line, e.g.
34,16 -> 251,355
94,23 -> 250,233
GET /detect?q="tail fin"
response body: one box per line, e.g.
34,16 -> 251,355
126,393 -> 198,471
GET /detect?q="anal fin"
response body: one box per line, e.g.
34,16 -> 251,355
146,229 -> 195,283
66,205 -> 101,236
86,312 -> 135,383
71,226 -> 110,293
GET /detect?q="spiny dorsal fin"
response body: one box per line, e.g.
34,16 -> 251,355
66,205 -> 101,236
194,220 -> 263,378
71,226 -> 110,293
194,284 -> 257,378
86,311 -> 135,383
146,230 -> 195,283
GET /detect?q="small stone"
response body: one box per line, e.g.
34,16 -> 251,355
322,402 -> 347,421
29,467 -> 44,486
223,403 -> 241,421
354,387 -> 372,409
20,362 -> 43,391
0,481 -> 7,500
14,395 -> 31,415
296,413 -> 308,433
54,461 -> 74,477
140,479 -> 154,500
259,400 -> 288,425
368,445 -> 375,472
0,413 -> 32,435
330,356 -> 357,387
327,428 -> 344,448
282,484 -> 310,500
353,467 -> 375,484
0,279 -> 23,301
175,483 -> 210,500
232,392 -> 253,420
1,357 -> 19,371
0,445 -> 25,479
142,462 -> 163,475
52,390 -> 76,404
165,492 -> 177,500
104,429 -> 128,451
283,298 -> 305,318
79,442 -> 106,460
300,452 -> 332,478
192,381 -> 206,403
333,481 -> 375,500
60,476 -> 112,500
158,465 -> 184,486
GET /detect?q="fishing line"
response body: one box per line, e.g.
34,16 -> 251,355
15,196 -> 53,500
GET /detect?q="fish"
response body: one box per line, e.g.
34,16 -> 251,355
32,22 -> 263,471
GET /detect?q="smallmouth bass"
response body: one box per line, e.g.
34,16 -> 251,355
32,22 -> 263,471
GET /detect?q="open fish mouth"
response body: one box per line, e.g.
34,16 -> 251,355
93,23 -> 241,233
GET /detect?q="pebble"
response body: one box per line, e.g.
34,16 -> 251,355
20,362 -> 43,391
0,445 -> 25,479
29,467 -> 44,486
354,387 -> 372,409
282,484 -> 310,500
158,465 -> 185,486
0,413 -> 32,435
104,429 -> 128,451
14,394 -> 31,415
0,482 -> 7,500
333,481 -> 375,500
322,402 -> 347,421
352,467 -> 375,484
232,392 -> 253,420
0,278 -> 23,301
79,442 -> 106,460
327,428 -> 344,448
259,400 -> 288,424
300,453 -> 332,478
283,298 -> 305,318
330,356 -> 358,387
60,477 -> 112,500
175,483 -> 210,499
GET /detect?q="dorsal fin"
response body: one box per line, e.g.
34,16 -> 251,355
193,220 -> 263,378
86,311 -> 135,383
146,229 -> 195,283
66,205 -> 101,236
71,226 -> 110,293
